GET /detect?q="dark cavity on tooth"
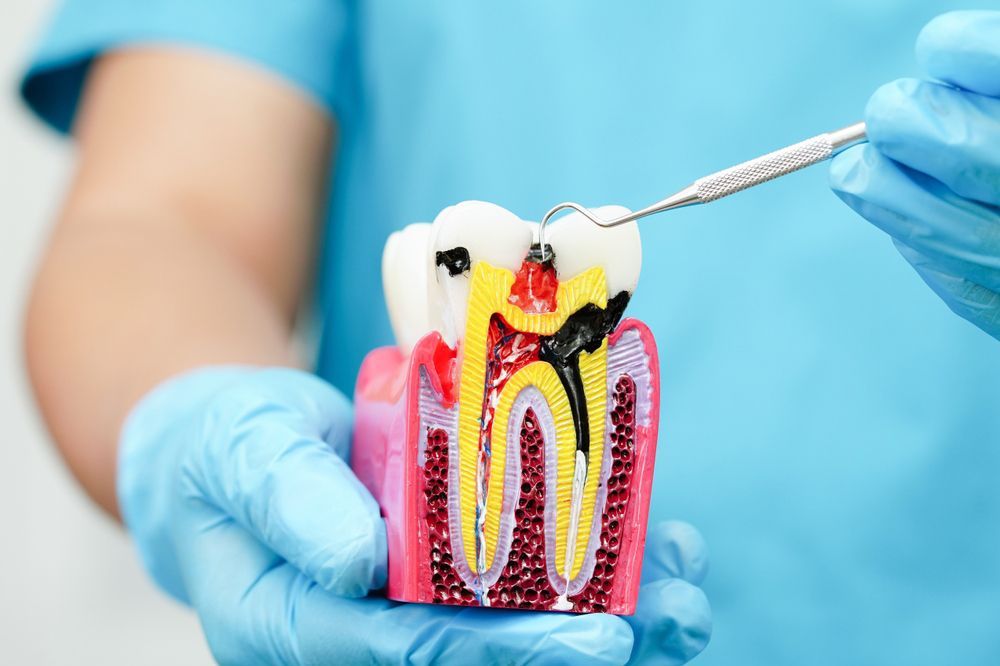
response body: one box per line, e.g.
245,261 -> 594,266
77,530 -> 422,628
436,247 -> 472,276
526,243 -> 556,266
538,291 -> 631,460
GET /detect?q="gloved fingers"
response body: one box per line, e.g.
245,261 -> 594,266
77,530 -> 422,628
118,366 -> 256,603
893,239 -> 1000,338
864,78 -> 1000,206
628,521 -> 711,665
187,507 -> 635,665
189,516 -> 635,666
180,490 -> 637,666
246,367 -> 357,460
624,578 -> 711,666
916,10 -> 1000,97
178,501 -> 312,666
190,368 -> 387,597
293,596 -> 635,666
830,144 -> 1000,293
640,520 -> 709,586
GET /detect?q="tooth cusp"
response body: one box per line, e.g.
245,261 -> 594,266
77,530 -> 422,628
382,223 -> 439,355
429,201 -> 534,348
544,205 -> 641,299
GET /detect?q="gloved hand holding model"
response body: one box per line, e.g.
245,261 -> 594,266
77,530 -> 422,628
119,366 -> 710,665
831,10 -> 1000,338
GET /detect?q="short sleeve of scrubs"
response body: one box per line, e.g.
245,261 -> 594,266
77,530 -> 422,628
20,0 -> 349,133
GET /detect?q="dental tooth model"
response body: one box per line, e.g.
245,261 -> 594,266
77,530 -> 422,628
352,201 -> 660,614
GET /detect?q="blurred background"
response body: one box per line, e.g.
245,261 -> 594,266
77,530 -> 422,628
0,3 -> 211,662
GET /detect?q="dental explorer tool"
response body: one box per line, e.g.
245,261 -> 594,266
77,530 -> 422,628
537,121 -> 867,256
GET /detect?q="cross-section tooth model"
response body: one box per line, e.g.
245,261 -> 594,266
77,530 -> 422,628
351,201 -> 660,614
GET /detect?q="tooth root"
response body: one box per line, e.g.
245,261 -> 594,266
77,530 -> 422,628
570,341 -> 608,582
545,205 -> 642,298
382,223 -> 441,355
426,201 -> 536,584
429,201 -> 535,347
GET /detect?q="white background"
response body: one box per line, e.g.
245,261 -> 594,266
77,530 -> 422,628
0,3 -> 213,662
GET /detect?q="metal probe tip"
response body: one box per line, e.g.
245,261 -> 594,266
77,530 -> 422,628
536,121 -> 867,260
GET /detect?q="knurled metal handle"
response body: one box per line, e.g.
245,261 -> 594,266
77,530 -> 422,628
694,135 -> 834,202
535,122 -> 867,256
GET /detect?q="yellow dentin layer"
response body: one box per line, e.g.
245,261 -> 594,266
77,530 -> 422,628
456,261 -> 608,582
568,340 -> 607,580
485,363 -> 571,568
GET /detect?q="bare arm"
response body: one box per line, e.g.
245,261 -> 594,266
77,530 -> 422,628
25,48 -> 333,515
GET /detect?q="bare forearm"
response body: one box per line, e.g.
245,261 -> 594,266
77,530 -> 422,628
26,213 -> 298,515
24,49 -> 333,516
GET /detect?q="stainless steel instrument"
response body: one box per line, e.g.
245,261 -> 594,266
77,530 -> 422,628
537,121 -> 868,257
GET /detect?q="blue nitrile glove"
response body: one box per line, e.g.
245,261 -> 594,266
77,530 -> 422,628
626,521 -> 712,665
119,366 -> 711,665
830,10 -> 1000,338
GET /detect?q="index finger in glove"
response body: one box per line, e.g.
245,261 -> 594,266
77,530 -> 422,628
320,601 -> 635,666
189,520 -> 635,665
641,520 -> 709,586
626,521 -> 712,665
185,368 -> 387,597
625,579 -> 711,666
864,78 -> 1000,207
830,144 -> 1000,294
917,10 -> 1000,97
892,238 -> 1000,338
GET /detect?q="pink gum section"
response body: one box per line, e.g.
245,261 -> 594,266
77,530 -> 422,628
607,319 -> 661,614
352,336 -> 450,602
351,320 -> 660,613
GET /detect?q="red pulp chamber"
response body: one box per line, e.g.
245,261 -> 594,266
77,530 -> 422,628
508,259 -> 559,314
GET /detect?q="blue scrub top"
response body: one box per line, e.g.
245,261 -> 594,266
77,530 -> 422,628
22,2 -> 1000,664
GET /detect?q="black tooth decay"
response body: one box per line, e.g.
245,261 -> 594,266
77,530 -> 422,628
538,291 -> 631,461
436,247 -> 471,276
525,243 -> 556,266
